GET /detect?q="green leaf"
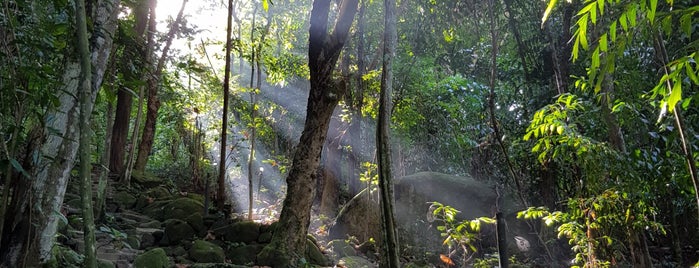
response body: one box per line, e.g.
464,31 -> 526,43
620,13 -> 628,31
661,15 -> 673,35
590,4 -> 597,24
681,97 -> 692,109
524,131 -> 533,141
628,5 -> 637,26
542,0 -> 559,27
609,21 -> 617,42
680,13 -> 691,38
599,33 -> 608,52
667,80 -> 682,112
591,47 -> 600,70
648,0 -> 657,24
556,125 -> 564,135
578,15 -> 589,50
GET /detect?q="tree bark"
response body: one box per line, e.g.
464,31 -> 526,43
122,0 -> 157,185
109,0 -> 150,176
0,0 -> 120,266
377,0 -> 400,264
257,0 -> 358,264
76,0 -> 97,265
218,0 -> 235,211
134,0 -> 188,171
348,0 -> 366,195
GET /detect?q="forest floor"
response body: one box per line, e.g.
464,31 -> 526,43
54,170 -> 383,268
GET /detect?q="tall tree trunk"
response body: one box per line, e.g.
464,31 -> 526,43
247,4 -> 258,221
76,0 -> 97,265
377,0 -> 399,264
0,0 -> 120,266
347,0 -> 366,195
134,0 -> 188,171
109,0 -> 150,176
218,0 -> 235,211
122,0 -> 157,185
257,0 -> 358,264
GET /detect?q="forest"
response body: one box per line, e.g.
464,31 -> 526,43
0,0 -> 697,267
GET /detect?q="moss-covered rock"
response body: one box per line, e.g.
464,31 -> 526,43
113,191 -> 137,209
257,231 -> 272,243
139,220 -> 162,229
328,239 -> 356,258
47,245 -> 83,268
256,244 -> 289,267
217,221 -> 260,243
97,258 -> 115,268
134,248 -> 170,268
164,246 -> 187,257
186,193 -> 205,204
226,244 -> 264,265
189,240 -> 225,263
189,264 -> 250,268
132,170 -> 167,188
403,262 -> 433,268
338,256 -> 375,267
126,235 -> 141,249
143,197 -> 204,221
306,238 -> 330,266
185,212 -> 206,236
162,219 -> 195,246
146,186 -> 173,200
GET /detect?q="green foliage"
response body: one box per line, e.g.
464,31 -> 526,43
518,190 -> 665,267
545,0 -> 699,115
392,71 -> 489,173
523,93 -> 610,165
428,202 -> 495,265
359,161 -> 378,187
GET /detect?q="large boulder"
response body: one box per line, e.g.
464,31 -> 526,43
134,248 -> 169,268
189,240 -> 225,263
226,244 -> 264,265
112,191 -> 137,209
131,170 -> 168,188
185,212 -> 206,237
143,197 -> 204,221
162,219 -> 195,246
216,221 -> 260,243
330,172 -> 499,257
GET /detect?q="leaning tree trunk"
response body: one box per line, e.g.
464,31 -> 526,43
0,0 -> 120,266
257,0 -> 358,265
